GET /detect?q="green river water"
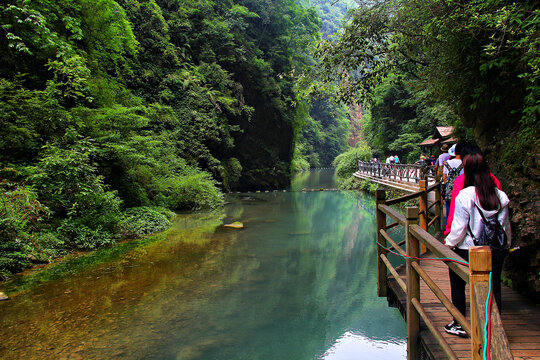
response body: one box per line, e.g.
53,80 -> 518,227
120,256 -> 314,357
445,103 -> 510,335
0,169 -> 406,360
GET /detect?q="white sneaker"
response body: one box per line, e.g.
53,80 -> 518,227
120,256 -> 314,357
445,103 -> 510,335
444,320 -> 467,337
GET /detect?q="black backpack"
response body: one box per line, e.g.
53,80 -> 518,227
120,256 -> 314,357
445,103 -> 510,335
444,162 -> 463,201
468,202 -> 508,251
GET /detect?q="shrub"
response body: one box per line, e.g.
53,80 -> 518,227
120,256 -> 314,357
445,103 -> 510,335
0,179 -> 49,275
29,132 -> 123,249
333,142 -> 373,180
159,171 -> 224,210
120,207 -> 172,237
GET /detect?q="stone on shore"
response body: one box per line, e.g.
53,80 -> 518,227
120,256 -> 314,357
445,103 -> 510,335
224,221 -> 244,229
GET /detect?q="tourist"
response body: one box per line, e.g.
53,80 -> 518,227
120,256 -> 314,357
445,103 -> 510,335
444,147 -> 503,236
443,143 -> 464,227
394,155 -> 399,164
436,143 -> 451,173
444,153 -> 511,337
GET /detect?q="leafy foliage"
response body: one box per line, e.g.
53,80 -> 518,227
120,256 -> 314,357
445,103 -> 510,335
0,0 -> 321,276
120,207 -> 171,237
313,0 -> 539,154
333,142 -> 372,181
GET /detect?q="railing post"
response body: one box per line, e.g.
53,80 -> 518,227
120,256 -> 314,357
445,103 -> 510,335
376,189 -> 387,297
469,246 -> 492,360
406,206 -> 420,360
419,180 -> 428,254
434,172 -> 442,233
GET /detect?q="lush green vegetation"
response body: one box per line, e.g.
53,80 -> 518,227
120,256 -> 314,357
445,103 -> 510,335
312,0 -> 539,161
293,0 -> 357,170
2,0 -> 538,298
314,0 -> 539,298
333,142 -> 371,182
0,0 -> 320,278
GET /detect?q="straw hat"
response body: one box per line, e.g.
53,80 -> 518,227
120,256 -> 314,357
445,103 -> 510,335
440,143 -> 449,152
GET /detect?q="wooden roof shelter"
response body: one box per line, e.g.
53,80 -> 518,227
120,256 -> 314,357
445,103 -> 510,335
419,126 -> 456,154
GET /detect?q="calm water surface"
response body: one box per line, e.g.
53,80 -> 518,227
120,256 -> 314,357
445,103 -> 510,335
0,169 -> 406,359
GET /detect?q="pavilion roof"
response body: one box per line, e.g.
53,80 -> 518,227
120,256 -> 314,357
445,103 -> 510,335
436,126 -> 454,138
418,138 -> 439,146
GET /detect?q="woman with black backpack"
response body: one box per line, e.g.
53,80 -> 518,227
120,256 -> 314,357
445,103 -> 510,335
443,153 -> 511,337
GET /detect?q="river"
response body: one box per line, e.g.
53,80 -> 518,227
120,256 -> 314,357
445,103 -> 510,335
0,169 -> 406,360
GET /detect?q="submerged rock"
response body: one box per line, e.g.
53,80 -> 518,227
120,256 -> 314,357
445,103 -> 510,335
224,221 -> 244,229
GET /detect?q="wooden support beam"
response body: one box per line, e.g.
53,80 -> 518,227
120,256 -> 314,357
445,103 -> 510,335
434,172 -> 442,233
412,298 -> 459,360
469,246 -> 492,360
406,207 -> 420,360
376,189 -> 387,298
473,283 -> 513,360
381,254 -> 406,293
418,180 -> 428,254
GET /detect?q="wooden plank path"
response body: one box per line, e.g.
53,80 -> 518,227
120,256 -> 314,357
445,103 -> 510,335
387,254 -> 540,359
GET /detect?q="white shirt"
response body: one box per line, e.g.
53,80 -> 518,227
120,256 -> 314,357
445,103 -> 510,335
445,186 -> 511,249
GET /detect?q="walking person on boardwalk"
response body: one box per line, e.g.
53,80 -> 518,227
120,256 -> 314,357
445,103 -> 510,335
444,146 -> 503,236
443,153 -> 511,337
436,143 -> 451,173
443,143 -> 464,227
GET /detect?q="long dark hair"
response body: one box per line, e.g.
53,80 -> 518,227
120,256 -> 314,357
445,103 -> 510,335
463,153 -> 499,210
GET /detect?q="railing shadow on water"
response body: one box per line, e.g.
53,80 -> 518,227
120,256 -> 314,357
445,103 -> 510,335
374,186 -> 512,360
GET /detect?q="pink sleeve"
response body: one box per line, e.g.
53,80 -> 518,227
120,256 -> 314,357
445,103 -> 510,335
491,174 -> 502,190
444,174 -> 465,236
443,173 -> 502,236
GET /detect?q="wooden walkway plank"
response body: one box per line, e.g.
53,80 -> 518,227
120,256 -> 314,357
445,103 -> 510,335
387,254 -> 540,359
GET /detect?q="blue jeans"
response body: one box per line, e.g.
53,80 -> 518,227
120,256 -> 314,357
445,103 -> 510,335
445,201 -> 451,229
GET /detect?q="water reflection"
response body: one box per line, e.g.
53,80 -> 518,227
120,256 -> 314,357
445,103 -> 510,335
0,170 -> 405,359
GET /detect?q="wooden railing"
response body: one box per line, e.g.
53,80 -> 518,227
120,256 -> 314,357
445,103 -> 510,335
358,161 -> 438,183
376,188 -> 512,359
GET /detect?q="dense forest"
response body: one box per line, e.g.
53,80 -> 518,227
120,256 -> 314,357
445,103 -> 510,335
0,0 -> 321,277
1,0 -> 539,299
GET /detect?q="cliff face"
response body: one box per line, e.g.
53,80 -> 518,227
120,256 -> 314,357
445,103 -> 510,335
483,129 -> 540,302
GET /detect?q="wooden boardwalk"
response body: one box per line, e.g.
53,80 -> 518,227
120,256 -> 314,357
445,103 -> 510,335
387,254 -> 540,359
354,170 -> 425,193
362,162 -> 540,359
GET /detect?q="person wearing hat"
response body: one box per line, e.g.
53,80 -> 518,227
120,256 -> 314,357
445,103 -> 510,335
443,143 -> 465,227
436,143 -> 452,173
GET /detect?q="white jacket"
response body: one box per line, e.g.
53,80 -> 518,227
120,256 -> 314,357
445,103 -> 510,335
445,186 -> 511,249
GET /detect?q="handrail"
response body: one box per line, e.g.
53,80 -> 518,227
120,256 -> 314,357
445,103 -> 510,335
409,225 -> 469,282
378,204 -> 406,227
375,187 -> 513,360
